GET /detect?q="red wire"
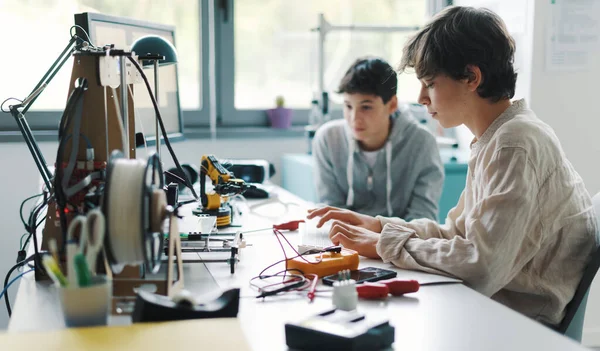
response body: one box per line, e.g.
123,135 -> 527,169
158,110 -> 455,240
257,229 -> 326,289
273,229 -> 324,265
272,228 -> 288,280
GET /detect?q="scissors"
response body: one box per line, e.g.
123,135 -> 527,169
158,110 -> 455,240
67,209 -> 106,275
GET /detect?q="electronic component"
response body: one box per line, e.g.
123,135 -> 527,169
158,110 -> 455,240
322,267 -> 398,286
332,277 -> 358,311
285,309 -> 395,351
224,159 -> 274,184
286,248 -> 359,278
194,155 -> 254,227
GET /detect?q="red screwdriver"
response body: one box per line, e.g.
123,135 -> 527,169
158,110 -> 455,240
243,220 -> 305,234
356,279 -> 420,299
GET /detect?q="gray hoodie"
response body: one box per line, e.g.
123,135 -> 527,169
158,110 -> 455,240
312,108 -> 444,221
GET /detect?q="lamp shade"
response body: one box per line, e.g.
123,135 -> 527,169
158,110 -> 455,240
131,35 -> 178,67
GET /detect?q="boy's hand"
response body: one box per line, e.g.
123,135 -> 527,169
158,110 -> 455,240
329,221 -> 380,259
307,206 -> 382,233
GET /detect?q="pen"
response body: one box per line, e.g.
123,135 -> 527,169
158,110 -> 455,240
48,238 -> 59,265
42,255 -> 68,287
307,274 -> 318,302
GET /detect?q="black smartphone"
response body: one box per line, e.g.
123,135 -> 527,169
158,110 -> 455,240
322,267 -> 398,286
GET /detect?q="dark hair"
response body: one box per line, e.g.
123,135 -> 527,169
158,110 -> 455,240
337,57 -> 398,104
398,6 -> 517,102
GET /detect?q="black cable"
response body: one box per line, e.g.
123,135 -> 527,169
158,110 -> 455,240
27,192 -> 49,273
19,193 -> 44,231
4,254 -> 37,317
164,170 -> 186,185
22,199 -> 48,253
54,83 -> 86,248
69,25 -> 95,48
127,56 -> 199,200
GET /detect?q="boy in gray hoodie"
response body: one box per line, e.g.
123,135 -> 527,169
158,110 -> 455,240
312,57 -> 444,221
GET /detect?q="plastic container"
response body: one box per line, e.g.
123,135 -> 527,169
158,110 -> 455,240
58,275 -> 112,328
267,107 -> 293,129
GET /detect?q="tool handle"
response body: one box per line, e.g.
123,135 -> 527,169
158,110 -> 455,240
378,279 -> 420,296
356,283 -> 389,299
273,220 -> 305,231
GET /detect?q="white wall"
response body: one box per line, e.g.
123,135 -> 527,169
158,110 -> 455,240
528,2 -> 600,345
456,0 -> 600,346
0,137 -> 307,329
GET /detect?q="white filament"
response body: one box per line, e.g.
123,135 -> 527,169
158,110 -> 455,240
107,158 -> 146,264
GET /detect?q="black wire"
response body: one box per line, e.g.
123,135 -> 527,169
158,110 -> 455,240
22,203 -> 47,252
164,170 -> 187,185
19,193 -> 44,231
54,84 -> 86,248
250,269 -> 309,298
69,25 -> 96,49
174,198 -> 198,210
4,255 -> 37,317
27,192 -> 49,272
127,56 -> 199,200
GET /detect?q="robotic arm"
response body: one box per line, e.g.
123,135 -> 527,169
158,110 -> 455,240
196,155 -> 253,227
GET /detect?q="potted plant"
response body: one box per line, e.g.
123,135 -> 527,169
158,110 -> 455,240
266,96 -> 293,129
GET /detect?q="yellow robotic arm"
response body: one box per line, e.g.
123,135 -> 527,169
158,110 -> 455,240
195,155 -> 252,227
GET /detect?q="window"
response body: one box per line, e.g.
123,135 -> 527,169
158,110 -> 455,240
0,0 -> 201,130
1,0 -> 445,131
218,0 -> 431,126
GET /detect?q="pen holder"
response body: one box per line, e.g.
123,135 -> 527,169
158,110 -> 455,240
58,275 -> 112,328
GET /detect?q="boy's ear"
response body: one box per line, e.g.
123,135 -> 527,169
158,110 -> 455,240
465,65 -> 483,92
387,95 -> 398,114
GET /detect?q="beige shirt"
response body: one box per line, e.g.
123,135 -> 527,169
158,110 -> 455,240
375,99 -> 598,326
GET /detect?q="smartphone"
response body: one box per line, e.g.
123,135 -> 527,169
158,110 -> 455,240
322,267 -> 398,286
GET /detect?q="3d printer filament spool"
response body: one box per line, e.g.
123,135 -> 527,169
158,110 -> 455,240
104,152 -> 165,273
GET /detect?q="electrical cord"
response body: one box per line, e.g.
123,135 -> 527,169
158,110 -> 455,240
55,81 -> 87,248
249,229 -> 341,299
127,56 -> 199,200
0,97 -> 23,113
69,25 -> 98,50
250,269 -> 309,298
4,255 -> 37,316
1,269 -> 35,314
19,192 -> 44,230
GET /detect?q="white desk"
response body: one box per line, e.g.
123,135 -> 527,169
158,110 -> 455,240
8,186 -> 589,351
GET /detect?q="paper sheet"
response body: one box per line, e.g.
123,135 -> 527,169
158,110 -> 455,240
546,0 -> 600,71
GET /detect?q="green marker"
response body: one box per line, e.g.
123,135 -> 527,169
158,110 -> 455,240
74,253 -> 92,287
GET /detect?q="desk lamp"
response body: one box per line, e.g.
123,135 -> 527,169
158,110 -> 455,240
131,35 -> 178,159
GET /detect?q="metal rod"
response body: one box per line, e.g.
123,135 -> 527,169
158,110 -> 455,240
313,13 -> 419,111
153,60 -> 161,159
317,13 -> 325,99
13,110 -> 52,190
119,56 -> 129,157
208,0 -> 218,140
328,25 -> 419,32
22,36 -> 77,115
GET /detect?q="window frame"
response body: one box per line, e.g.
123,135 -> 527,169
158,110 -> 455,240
1,0 -> 451,134
214,0 -> 450,127
0,3 -> 209,133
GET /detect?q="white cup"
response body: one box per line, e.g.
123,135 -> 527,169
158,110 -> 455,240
58,275 -> 112,328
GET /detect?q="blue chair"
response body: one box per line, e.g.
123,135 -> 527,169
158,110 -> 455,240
557,192 -> 600,342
